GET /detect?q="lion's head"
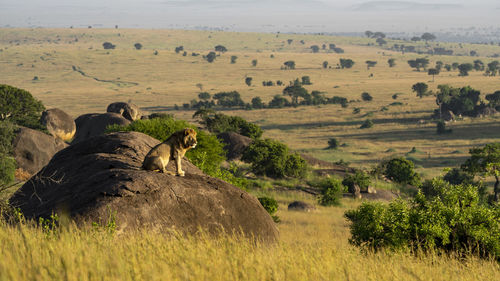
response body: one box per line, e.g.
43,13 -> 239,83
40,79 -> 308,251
182,128 -> 197,149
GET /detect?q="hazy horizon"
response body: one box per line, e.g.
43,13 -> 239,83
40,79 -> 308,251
1,0 -> 499,36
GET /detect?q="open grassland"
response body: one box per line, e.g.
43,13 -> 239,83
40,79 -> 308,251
1,28 -> 499,178
1,192 -> 499,281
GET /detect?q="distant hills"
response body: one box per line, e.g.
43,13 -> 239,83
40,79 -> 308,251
353,1 -> 463,11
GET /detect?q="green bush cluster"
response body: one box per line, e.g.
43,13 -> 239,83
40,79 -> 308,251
0,84 -> 45,130
345,180 -> 500,260
0,120 -> 17,188
342,170 -> 371,193
375,157 -> 421,186
314,177 -> 344,206
202,113 -> 263,139
241,139 -> 307,179
258,196 -> 280,223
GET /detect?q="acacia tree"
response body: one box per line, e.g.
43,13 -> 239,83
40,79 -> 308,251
428,68 -> 440,82
462,143 -> 500,202
245,77 -> 252,86
365,60 -> 377,70
134,43 -> 142,50
0,84 -> 45,129
387,58 -> 396,67
283,82 -> 309,105
283,61 -> 295,70
412,82 -> 428,98
339,58 -> 355,69
458,63 -> 473,76
421,32 -> 436,42
214,45 -> 227,53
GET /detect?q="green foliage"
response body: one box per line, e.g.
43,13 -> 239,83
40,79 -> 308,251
485,91 -> 500,110
258,196 -> 280,223
387,58 -> 396,67
198,92 -> 211,100
411,82 -> 428,98
106,116 -> 225,176
0,121 -> 15,155
301,76 -> 312,85
381,157 -> 421,186
361,92 -> 373,101
0,84 -> 45,130
360,119 -> 373,129
458,63 -> 473,76
407,58 -> 429,71
315,177 -> 344,206
462,143 -> 500,201
346,182 -> 500,260
268,95 -> 290,108
0,155 -> 16,187
203,113 -> 262,139
339,58 -> 354,69
327,138 -> 339,149
242,139 -> 307,179
443,168 -> 475,186
283,60 -> 295,69
283,83 -> 309,105
435,85 -> 482,117
230,56 -> 237,64
212,91 -> 244,107
342,170 -> 371,192
251,97 -> 264,109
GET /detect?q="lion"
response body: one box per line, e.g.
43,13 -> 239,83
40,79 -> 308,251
142,128 -> 197,176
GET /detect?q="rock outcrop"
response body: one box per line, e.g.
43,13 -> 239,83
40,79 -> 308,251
217,132 -> 253,160
9,132 -> 278,241
12,127 -> 68,175
40,108 -> 76,141
106,102 -> 142,121
72,113 -> 130,144
287,201 -> 316,212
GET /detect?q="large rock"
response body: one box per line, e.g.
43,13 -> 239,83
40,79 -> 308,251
40,108 -> 76,141
217,132 -> 253,160
107,102 -> 142,121
288,201 -> 316,212
72,113 -> 131,144
9,132 -> 278,241
12,127 -> 68,175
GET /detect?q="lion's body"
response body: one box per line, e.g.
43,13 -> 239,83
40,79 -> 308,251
142,128 -> 197,176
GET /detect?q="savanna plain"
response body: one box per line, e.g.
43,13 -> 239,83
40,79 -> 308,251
0,28 -> 499,280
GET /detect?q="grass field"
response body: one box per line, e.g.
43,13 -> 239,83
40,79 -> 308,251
1,192 -> 499,281
1,28 -> 499,177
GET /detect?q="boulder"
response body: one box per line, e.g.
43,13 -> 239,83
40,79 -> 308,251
287,201 -> 316,212
350,184 -> 362,199
72,113 -> 130,144
217,132 -> 253,160
107,102 -> 142,121
9,132 -> 278,242
40,108 -> 76,141
12,127 -> 68,175
366,186 -> 377,194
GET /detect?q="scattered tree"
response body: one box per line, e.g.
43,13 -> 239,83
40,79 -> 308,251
205,51 -> 217,63
428,68 -> 440,82
0,84 -> 45,129
387,58 -> 396,67
421,32 -> 436,42
310,45 -> 320,53
134,43 -> 142,50
412,82 -> 428,98
322,61 -> 328,69
251,59 -> 258,67
458,63 -> 473,76
214,45 -> 227,53
245,77 -> 252,87
102,42 -> 116,49
175,46 -> 184,53
473,60 -> 485,71
361,92 -> 373,101
230,55 -> 237,64
364,31 -> 374,38
327,138 -> 339,149
339,58 -> 355,69
462,143 -> 500,202
283,60 -> 296,70
365,60 -> 377,70
251,97 -> 264,109
198,92 -> 211,101
301,76 -> 312,85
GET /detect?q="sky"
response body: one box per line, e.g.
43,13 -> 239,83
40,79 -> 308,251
1,0 -> 499,33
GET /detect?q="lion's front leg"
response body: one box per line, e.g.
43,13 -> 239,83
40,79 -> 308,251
175,155 -> 185,176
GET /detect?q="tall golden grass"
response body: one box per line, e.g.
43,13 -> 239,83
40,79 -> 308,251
1,196 -> 498,281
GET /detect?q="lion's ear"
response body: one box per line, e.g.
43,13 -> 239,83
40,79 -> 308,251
184,128 -> 190,135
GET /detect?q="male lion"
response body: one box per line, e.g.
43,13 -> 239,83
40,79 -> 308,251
142,128 -> 197,176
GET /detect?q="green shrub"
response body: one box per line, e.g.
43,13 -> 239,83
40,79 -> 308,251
0,84 -> 45,130
316,177 -> 344,206
342,170 -> 371,192
345,183 -> 500,260
361,92 -> 373,101
241,139 -> 307,178
258,196 -> 280,223
106,115 -> 225,175
379,157 -> 421,186
203,113 -> 262,139
327,138 -> 339,149
360,119 -> 373,129
0,121 -> 15,155
0,155 -> 16,187
443,168 -> 474,185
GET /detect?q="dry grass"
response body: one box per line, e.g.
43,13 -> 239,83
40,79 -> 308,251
1,193 -> 499,281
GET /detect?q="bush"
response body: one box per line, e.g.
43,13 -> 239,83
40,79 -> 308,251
360,119 -> 373,129
0,121 -> 15,155
327,138 -> 339,149
383,157 -> 421,186
102,42 -> 116,49
361,92 -> 373,101
342,170 -> 371,193
203,113 -> 262,139
316,177 -> 344,206
443,168 -> 475,185
106,115 -> 225,175
258,196 -> 280,223
0,84 -> 45,130
345,183 -> 500,260
0,155 -> 16,187
242,139 -> 307,179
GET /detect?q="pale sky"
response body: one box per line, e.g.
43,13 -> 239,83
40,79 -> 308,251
1,0 -> 499,32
